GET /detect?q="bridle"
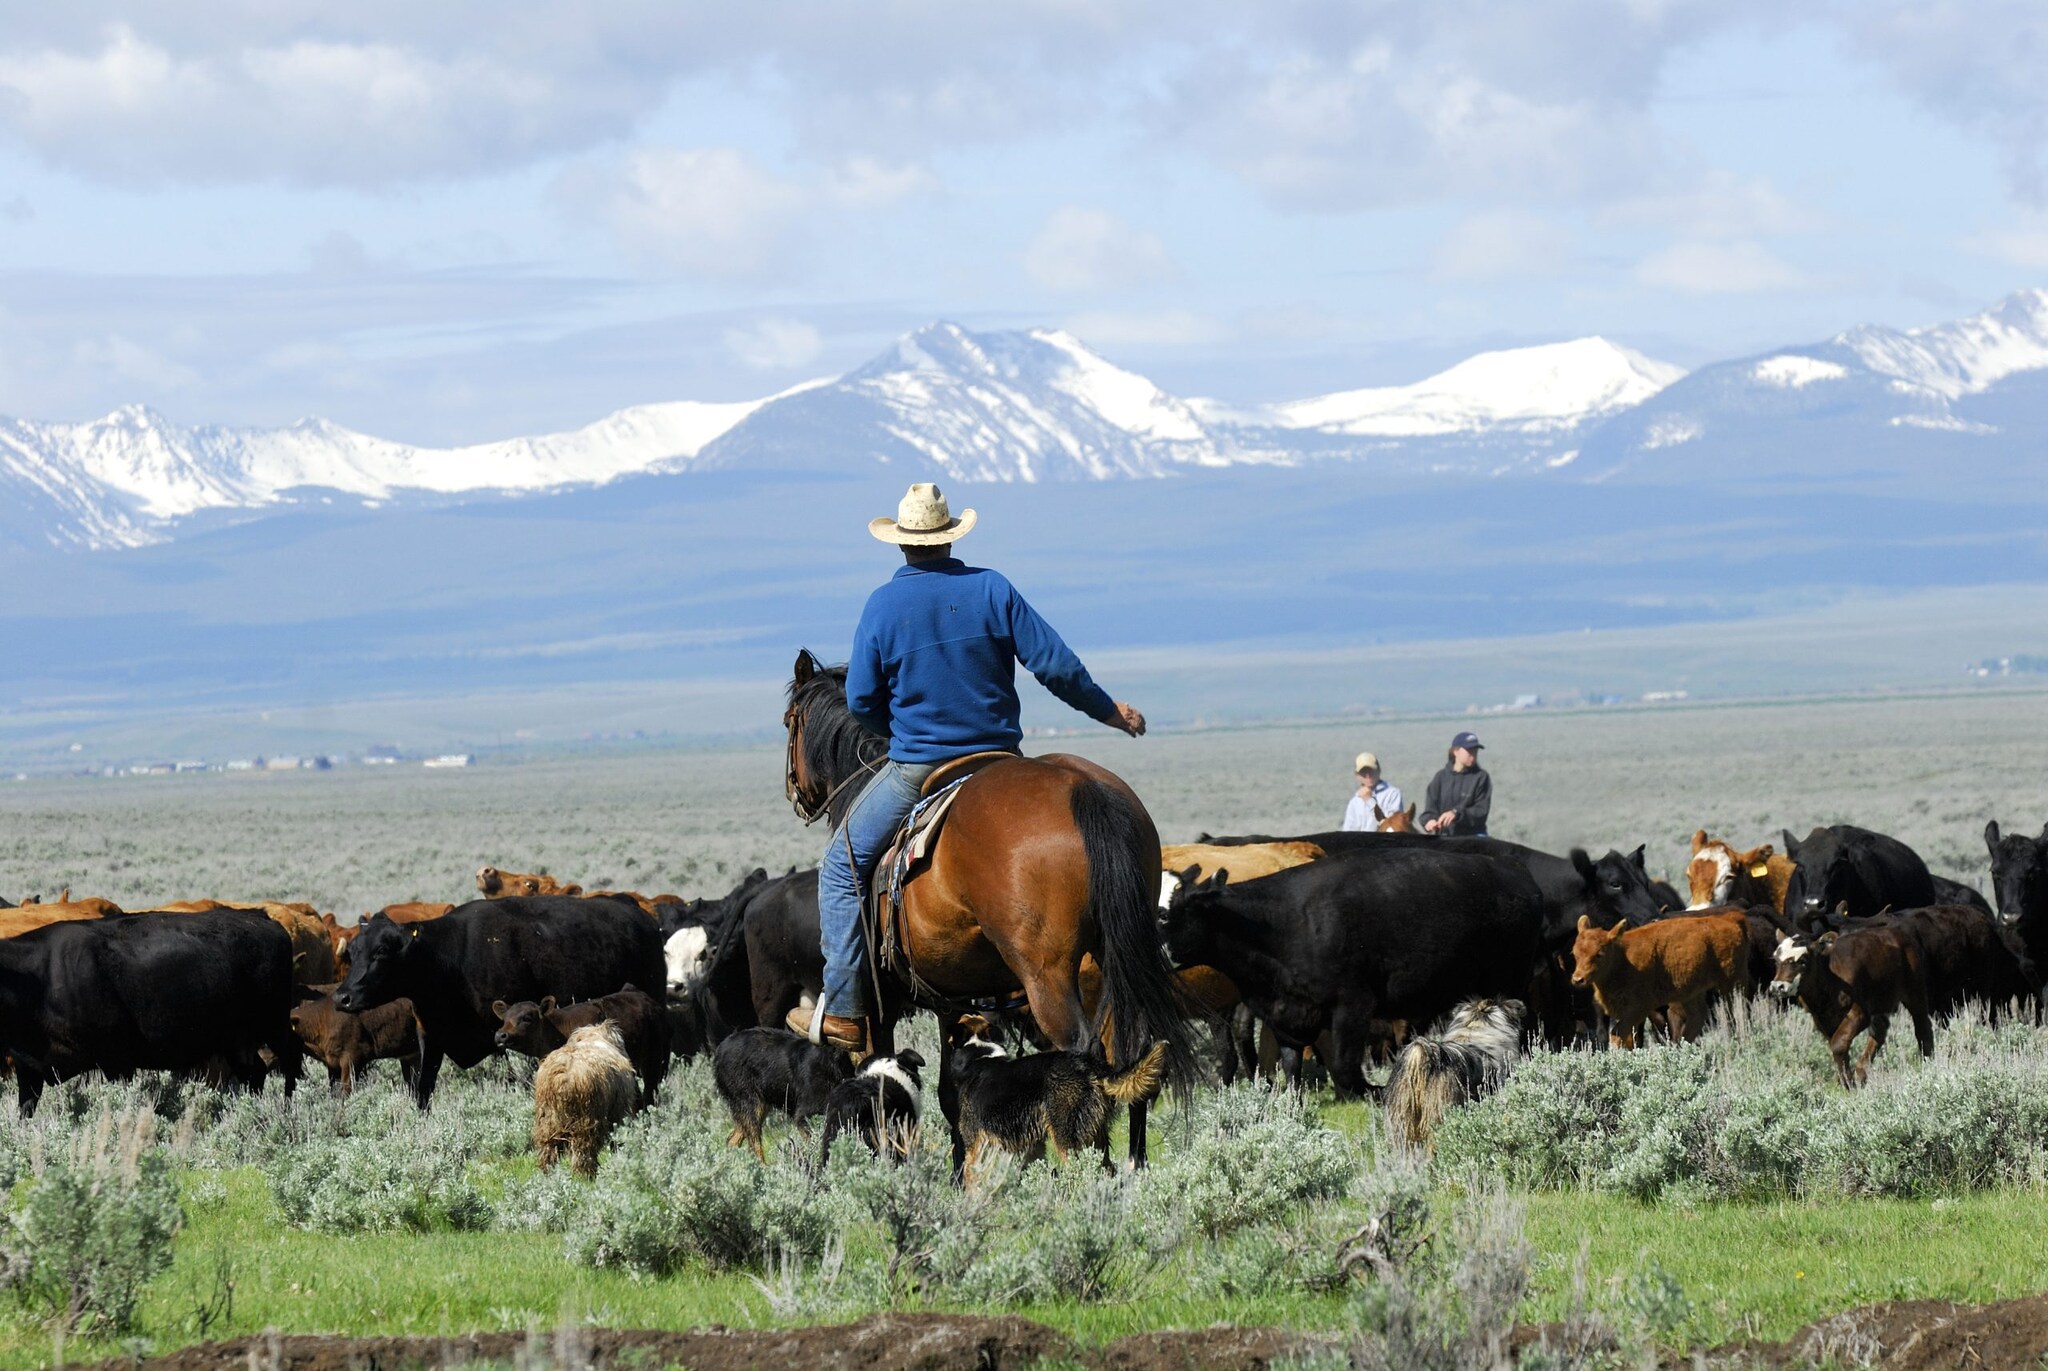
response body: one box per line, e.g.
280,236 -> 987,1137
782,697 -> 881,827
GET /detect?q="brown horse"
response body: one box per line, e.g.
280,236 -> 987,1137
784,650 -> 1192,1166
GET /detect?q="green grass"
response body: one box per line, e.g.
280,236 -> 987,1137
10,1162 -> 2048,1367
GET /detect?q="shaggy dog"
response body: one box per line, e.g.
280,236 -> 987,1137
532,1022 -> 638,1177
712,1026 -> 853,1160
821,1049 -> 925,1163
1384,997 -> 1526,1151
950,1021 -> 1168,1186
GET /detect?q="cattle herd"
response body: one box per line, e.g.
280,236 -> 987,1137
1,815 -> 2045,1176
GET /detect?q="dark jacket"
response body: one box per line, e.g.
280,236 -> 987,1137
1421,766 -> 1492,837
846,557 -> 1117,763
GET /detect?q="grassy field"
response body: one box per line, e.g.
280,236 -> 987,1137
0,690 -> 2046,1366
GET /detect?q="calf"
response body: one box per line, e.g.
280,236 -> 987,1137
1771,926 -> 1934,1087
532,1023 -> 637,1177
289,986 -> 420,1095
1687,830 -> 1795,912
1569,910 -> 1749,1047
1987,820 -> 2048,989
491,987 -> 669,1107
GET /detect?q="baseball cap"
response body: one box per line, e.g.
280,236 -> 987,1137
1354,751 -> 1380,774
1451,731 -> 1485,751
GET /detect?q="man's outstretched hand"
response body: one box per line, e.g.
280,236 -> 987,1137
1113,702 -> 1147,737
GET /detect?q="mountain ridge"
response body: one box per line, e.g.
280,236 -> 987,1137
3,288 -> 2046,551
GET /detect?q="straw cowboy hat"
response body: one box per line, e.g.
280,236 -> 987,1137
869,482 -> 977,545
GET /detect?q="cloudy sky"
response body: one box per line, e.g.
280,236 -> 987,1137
0,2 -> 2044,444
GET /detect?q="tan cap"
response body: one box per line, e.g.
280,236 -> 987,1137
1354,751 -> 1380,774
869,482 -> 978,545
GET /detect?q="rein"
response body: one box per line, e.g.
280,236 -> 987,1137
783,699 -> 883,827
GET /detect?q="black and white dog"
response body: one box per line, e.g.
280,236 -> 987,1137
947,1013 -> 1167,1185
712,1027 -> 853,1161
1383,997 -> 1526,1151
820,1048 -> 925,1162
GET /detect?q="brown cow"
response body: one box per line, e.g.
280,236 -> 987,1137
1686,830 -> 1795,912
16,896 -> 123,918
1770,925 -> 1934,1087
476,867 -> 581,899
377,902 -> 456,923
1570,911 -> 1750,1047
0,903 -> 111,938
1160,841 -> 1325,885
490,988 -> 669,1107
289,986 -> 421,1095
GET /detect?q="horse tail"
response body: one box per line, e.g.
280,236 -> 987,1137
1070,777 -> 1197,1101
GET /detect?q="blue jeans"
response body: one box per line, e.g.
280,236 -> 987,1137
818,760 -> 932,1018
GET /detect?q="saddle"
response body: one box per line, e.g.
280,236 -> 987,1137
862,750 -> 1017,1000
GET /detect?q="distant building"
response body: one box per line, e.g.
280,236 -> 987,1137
424,754 -> 474,769
225,759 -> 256,772
1642,690 -> 1690,703
265,756 -> 302,771
1511,694 -> 1541,711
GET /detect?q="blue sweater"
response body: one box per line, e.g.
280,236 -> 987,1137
846,558 -> 1118,762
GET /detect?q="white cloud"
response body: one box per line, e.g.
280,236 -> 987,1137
1603,171 -> 1820,240
71,334 -> 201,391
1431,210 -> 1573,282
1842,1 -> 2048,202
575,148 -> 809,281
1059,309 -> 1228,346
1635,240 -> 1810,294
825,157 -> 938,208
1022,208 -> 1176,294
1963,216 -> 2048,270
723,317 -> 823,370
0,23 -> 641,186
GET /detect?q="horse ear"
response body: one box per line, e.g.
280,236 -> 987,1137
1690,829 -> 1708,854
794,649 -> 818,685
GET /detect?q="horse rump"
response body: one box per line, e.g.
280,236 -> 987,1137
1385,997 -> 1526,1151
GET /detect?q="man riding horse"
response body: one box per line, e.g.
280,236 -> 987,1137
786,482 -> 1147,1052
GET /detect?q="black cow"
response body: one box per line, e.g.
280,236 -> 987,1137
1161,846 -> 1544,1099
1988,820 -> 2048,936
334,895 -> 664,1108
741,868 -> 826,1029
1780,825 -> 1938,929
0,908 -> 300,1116
1930,875 -> 1994,916
1195,831 -> 1662,1046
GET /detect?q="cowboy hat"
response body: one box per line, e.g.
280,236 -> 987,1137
869,482 -> 977,545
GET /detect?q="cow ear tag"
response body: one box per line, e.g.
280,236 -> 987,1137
411,927 -> 420,937
1748,863 -> 1771,879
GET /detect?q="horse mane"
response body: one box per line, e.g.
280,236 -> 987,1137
789,660 -> 888,804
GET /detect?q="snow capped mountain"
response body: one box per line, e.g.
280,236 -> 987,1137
1578,287 -> 2048,484
1257,338 -> 1684,437
3,291 -> 2043,553
0,394 -> 776,549
695,321 -> 1264,480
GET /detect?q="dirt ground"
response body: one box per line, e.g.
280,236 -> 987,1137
77,1295 -> 2048,1370
87,1313 -> 1322,1371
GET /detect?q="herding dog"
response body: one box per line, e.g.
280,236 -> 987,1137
1383,997 -> 1526,1152
820,1049 -> 926,1163
712,1026 -> 852,1161
950,1014 -> 1170,1185
532,1022 -> 638,1178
